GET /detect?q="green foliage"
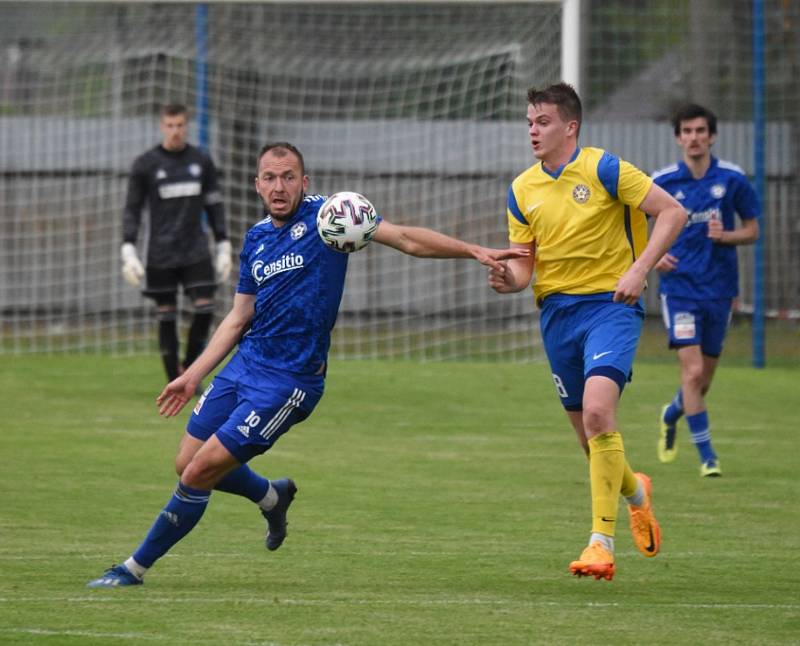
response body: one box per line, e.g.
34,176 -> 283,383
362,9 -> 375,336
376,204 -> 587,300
0,355 -> 797,645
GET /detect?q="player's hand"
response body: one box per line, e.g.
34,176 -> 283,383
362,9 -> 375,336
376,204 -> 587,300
613,265 -> 647,305
488,261 -> 516,293
120,243 -> 145,287
156,375 -> 199,417
471,246 -> 530,272
707,218 -> 724,242
654,253 -> 678,273
215,240 -> 233,282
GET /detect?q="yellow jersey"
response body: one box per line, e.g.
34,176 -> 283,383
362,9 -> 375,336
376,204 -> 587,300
507,146 -> 652,302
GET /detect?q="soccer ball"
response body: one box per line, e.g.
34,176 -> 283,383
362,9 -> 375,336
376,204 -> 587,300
316,191 -> 379,253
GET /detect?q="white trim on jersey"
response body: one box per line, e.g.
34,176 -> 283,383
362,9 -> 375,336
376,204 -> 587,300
716,159 -> 747,175
651,163 -> 679,180
259,388 -> 306,441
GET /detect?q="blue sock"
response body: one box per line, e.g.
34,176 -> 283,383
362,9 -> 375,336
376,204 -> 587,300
664,388 -> 684,425
214,465 -> 270,503
686,411 -> 716,463
132,482 -> 211,568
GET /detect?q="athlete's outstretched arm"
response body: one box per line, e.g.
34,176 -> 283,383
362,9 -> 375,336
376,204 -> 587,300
372,219 -> 529,272
157,293 -> 255,417
488,242 -> 536,294
615,185 -> 687,304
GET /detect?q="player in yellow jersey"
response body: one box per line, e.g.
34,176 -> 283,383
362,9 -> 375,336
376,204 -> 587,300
489,83 -> 687,580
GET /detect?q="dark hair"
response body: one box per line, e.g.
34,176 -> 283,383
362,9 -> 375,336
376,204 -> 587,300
526,82 -> 582,136
672,103 -> 717,136
160,103 -> 188,118
256,141 -> 306,175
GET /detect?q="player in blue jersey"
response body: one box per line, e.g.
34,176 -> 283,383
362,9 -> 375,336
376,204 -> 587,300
87,141 -> 529,588
489,83 -> 687,581
653,104 -> 760,477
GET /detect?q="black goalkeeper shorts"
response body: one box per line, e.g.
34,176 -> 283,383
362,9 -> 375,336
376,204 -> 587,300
143,259 -> 216,305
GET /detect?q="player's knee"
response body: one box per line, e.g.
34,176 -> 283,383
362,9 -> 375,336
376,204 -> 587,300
181,457 -> 224,490
180,462 -> 210,489
156,306 -> 177,322
582,404 -> 613,435
193,299 -> 215,315
175,456 -> 188,477
682,365 -> 704,390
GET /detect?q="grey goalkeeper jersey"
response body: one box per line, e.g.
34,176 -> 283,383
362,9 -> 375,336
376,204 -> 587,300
123,144 -> 227,268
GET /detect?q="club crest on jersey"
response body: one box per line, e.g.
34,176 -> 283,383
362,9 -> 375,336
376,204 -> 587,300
156,169 -> 167,180
188,163 -> 202,177
290,222 -> 307,240
710,184 -> 726,199
572,184 -> 591,204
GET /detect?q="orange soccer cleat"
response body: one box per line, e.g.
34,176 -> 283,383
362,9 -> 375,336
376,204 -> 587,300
569,541 -> 615,581
628,472 -> 661,558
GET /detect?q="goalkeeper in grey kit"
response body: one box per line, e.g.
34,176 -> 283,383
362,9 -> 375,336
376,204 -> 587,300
121,103 -> 233,384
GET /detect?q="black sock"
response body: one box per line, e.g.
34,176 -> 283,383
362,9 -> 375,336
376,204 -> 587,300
184,311 -> 213,369
158,318 -> 179,381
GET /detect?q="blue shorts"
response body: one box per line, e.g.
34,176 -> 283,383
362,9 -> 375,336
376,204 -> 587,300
187,352 -> 324,463
539,293 -> 644,411
660,294 -> 732,357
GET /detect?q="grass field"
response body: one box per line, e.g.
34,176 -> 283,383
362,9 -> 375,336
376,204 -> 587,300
0,354 -> 798,645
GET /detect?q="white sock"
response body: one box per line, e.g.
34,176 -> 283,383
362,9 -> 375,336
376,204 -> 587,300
590,533 -> 614,553
257,483 -> 278,512
625,480 -> 646,507
124,557 -> 147,580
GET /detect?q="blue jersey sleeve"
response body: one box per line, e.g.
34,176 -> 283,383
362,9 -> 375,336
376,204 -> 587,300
733,174 -> 760,220
237,233 -> 258,294
507,184 -> 526,225
596,151 -> 620,200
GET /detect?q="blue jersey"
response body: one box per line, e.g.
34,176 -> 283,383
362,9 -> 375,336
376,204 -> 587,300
652,156 -> 759,299
235,194 -> 351,376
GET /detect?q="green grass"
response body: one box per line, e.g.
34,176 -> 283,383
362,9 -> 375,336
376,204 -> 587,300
0,355 -> 798,645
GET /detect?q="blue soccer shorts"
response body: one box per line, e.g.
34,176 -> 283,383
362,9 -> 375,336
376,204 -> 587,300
660,294 -> 732,358
539,293 -> 644,411
187,353 -> 324,463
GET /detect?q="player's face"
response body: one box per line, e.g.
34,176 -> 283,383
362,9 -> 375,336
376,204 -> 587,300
254,151 -> 309,223
527,102 -> 577,167
676,117 -> 715,161
160,114 -> 188,151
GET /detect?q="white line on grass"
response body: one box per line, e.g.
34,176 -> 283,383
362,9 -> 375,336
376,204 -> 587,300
0,629 -> 293,646
1,597 -> 797,610
2,628 -> 168,641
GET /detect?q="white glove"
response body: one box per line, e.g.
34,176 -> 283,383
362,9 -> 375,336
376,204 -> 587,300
215,240 -> 233,282
120,242 -> 145,287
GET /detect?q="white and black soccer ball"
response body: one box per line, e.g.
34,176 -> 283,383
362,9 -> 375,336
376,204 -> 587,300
316,191 -> 379,253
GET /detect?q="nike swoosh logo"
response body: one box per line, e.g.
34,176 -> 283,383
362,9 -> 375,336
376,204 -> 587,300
592,351 -> 613,360
600,516 -> 615,523
526,201 -> 544,215
645,526 -> 656,553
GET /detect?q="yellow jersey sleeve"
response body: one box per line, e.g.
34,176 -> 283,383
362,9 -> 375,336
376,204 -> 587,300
617,159 -> 653,209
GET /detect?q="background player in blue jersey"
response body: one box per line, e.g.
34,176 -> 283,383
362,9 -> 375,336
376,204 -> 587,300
489,83 -> 686,581
653,104 -> 760,477
121,103 -> 233,387
88,141 -> 528,588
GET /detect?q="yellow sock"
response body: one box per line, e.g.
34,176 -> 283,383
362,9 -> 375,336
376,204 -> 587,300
620,460 -> 638,498
588,432 -> 625,537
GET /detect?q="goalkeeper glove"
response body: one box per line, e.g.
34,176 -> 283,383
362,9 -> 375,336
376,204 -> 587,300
215,239 -> 233,282
120,242 -> 145,287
